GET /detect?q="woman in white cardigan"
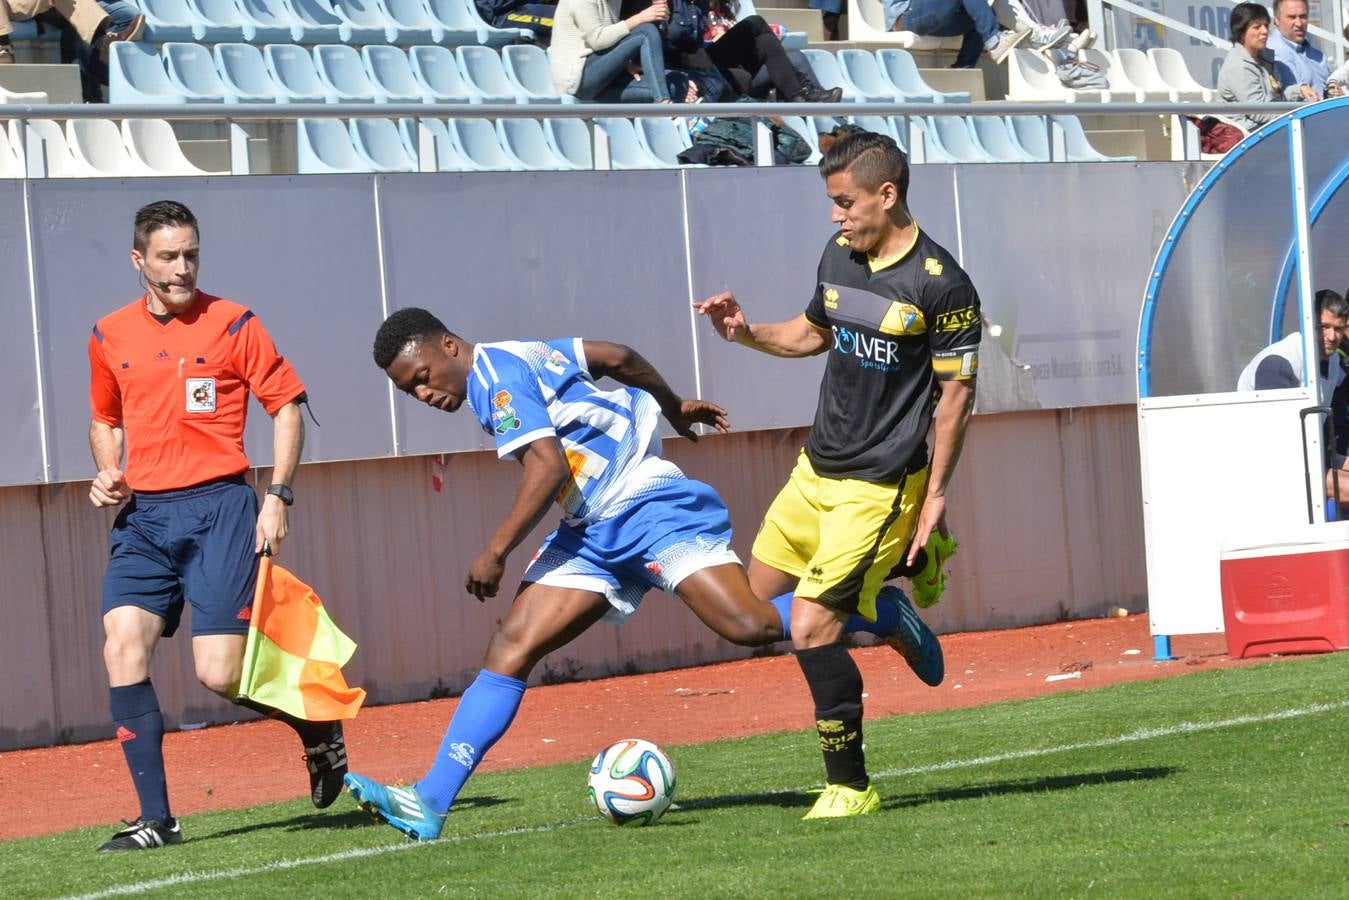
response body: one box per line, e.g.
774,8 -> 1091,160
549,0 -> 675,102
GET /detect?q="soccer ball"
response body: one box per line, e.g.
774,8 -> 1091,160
587,738 -> 676,826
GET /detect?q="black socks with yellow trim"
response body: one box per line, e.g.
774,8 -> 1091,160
796,642 -> 869,791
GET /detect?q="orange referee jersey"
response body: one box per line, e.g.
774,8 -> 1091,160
89,292 -> 306,492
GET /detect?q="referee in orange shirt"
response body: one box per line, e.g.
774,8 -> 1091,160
87,201 -> 345,852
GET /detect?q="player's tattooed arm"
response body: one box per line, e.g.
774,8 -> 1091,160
580,340 -> 729,440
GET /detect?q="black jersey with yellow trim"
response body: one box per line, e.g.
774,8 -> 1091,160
801,228 -> 981,483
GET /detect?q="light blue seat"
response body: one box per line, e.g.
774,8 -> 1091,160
496,118 -> 574,170
422,0 -> 504,46
162,42 -> 228,102
213,44 -> 280,103
263,43 -> 329,104
362,46 -> 431,104
801,48 -> 869,103
501,44 -> 571,104
1007,116 -> 1052,161
925,116 -> 996,163
446,117 -> 523,171
596,117 -> 661,169
781,31 -> 807,50
970,116 -> 1037,162
875,48 -> 972,103
109,42 -> 190,105
314,44 -> 381,104
635,117 -> 691,167
323,0 -> 392,42
349,118 -> 417,171
836,49 -> 902,102
848,114 -> 897,140
1052,115 -> 1136,162
779,114 -> 821,164
377,0 -> 442,44
543,117 -> 592,168
297,118 -> 371,173
281,0 -> 347,42
184,0 -> 249,41
408,45 -> 475,103
455,46 -> 517,105
909,118 -> 958,163
234,0 -> 302,43
453,0 -> 531,45
407,118 -> 471,171
139,0 -> 198,41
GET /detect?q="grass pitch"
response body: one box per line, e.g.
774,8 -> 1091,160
5,653 -> 1349,899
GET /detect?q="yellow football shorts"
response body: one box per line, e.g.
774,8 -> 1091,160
752,451 -> 928,620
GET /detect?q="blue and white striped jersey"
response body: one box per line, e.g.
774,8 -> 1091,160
464,338 -> 680,525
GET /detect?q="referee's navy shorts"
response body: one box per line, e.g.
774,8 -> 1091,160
102,476 -> 259,638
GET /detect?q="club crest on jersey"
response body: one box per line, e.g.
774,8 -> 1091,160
544,348 -> 569,375
185,377 -> 216,413
491,390 -> 520,435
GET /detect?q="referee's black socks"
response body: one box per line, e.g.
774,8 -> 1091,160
109,679 -> 171,823
796,643 -> 869,791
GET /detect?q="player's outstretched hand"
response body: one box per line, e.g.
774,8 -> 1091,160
466,549 -> 505,602
693,292 -> 748,343
667,399 -> 730,442
89,468 -> 131,508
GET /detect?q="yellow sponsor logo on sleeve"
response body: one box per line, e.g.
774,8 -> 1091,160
924,257 -> 944,276
824,288 -> 840,309
933,305 -> 979,333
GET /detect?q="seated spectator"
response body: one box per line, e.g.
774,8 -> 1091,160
886,0 -> 1032,68
1218,2 -> 1313,131
550,0 -> 676,102
39,0 -> 142,101
477,0 -> 557,44
0,0 -> 141,66
1267,0 -> 1338,99
807,0 -> 841,43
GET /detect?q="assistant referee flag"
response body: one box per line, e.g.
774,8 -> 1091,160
238,558 -> 366,721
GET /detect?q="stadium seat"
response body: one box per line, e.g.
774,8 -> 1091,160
423,0 -> 512,47
779,114 -> 821,164
455,46 -> 518,105
925,115 -> 996,163
109,42 -> 190,104
874,49 -> 971,103
837,49 -> 904,103
595,117 -> 662,169
163,42 -> 229,102
0,85 -> 48,103
362,46 -> 434,104
543,116 -> 592,168
281,0 -> 347,42
11,119 -> 95,177
234,0 -> 303,43
139,0 -> 199,42
635,116 -> 692,167
0,124 -> 25,178
1006,115 -> 1054,161
446,117 -> 524,170
1007,48 -> 1109,102
847,114 -> 898,141
1082,48 -> 1169,103
970,116 -> 1038,162
801,48 -> 869,103
408,118 -> 472,170
1053,114 -> 1136,162
184,0 -> 250,41
1147,47 -> 1215,102
313,44 -> 382,104
455,0 -> 531,45
326,0 -> 400,42
66,119 -> 155,177
1114,48 -> 1195,103
122,118 -> 225,175
297,118 -> 372,172
496,117 -> 575,169
377,0 -> 443,44
264,43 -> 329,104
844,0 -> 963,48
907,118 -> 958,163
409,45 -> 475,103
349,118 -> 418,171
214,43 -> 280,103
501,44 -> 573,104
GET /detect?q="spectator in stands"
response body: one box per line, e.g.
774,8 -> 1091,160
0,0 -> 140,66
886,0 -> 1032,68
1218,2 -> 1315,132
39,0 -> 142,101
550,0 -> 677,103
1267,0 -> 1337,99
477,0 -> 557,44
807,0 -> 841,43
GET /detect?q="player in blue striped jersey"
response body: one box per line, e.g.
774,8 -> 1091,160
342,307 -> 934,840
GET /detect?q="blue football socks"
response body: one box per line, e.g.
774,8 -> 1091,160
110,680 -> 170,823
771,590 -> 901,641
417,669 -> 526,814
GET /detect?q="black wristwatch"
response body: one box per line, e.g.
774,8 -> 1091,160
266,484 -> 294,506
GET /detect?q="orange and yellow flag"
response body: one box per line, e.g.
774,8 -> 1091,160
237,558 -> 366,721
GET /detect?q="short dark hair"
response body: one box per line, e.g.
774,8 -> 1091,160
134,200 -> 198,252
1272,0 -> 1306,17
819,129 -> 910,203
373,307 -> 454,369
1230,2 -> 1270,42
1316,289 -> 1349,320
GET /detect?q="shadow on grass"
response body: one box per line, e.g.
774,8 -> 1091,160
673,766 -> 1178,816
198,795 -> 510,841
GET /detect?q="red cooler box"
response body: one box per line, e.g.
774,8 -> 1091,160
1219,524 -> 1349,658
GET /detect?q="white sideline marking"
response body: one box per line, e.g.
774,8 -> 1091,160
69,700 -> 1348,900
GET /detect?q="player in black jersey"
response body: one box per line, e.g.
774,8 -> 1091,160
695,130 -> 980,819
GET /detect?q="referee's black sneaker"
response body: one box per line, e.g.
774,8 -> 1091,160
98,817 -> 182,852
304,722 -> 348,809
